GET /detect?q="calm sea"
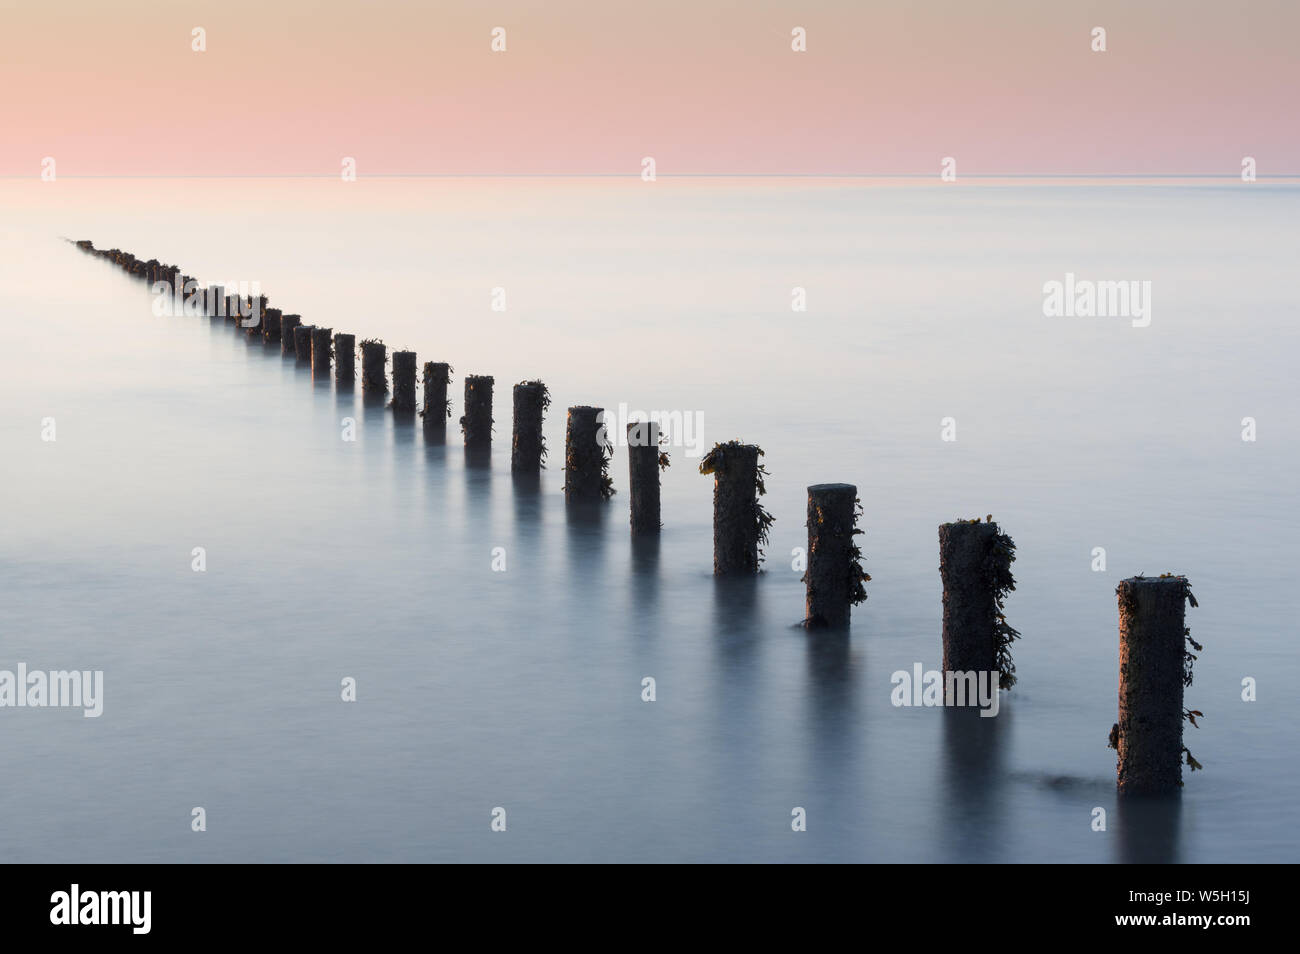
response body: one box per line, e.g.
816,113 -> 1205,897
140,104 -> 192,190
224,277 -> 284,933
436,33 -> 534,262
1,177 -> 1296,861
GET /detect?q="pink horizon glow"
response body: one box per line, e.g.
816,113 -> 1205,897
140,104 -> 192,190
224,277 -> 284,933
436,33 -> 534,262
2,0 -> 1297,178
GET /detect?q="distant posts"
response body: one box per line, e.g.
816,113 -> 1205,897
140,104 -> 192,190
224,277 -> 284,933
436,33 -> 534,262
333,333 -> 355,387
938,518 -> 1020,701
564,406 -> 613,501
699,441 -> 770,574
360,340 -> 387,395
421,362 -> 452,435
293,324 -> 315,362
311,326 -> 333,378
205,285 -> 225,319
280,314 -> 302,355
461,375 -> 494,447
262,307 -> 282,344
804,483 -> 868,628
1111,576 -> 1201,795
627,421 -> 664,532
391,351 -> 417,415
511,381 -> 549,472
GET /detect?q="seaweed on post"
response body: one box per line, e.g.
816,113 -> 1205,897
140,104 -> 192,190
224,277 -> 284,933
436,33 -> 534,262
420,363 -> 454,422
847,496 -> 871,606
699,440 -> 773,572
1171,575 -> 1204,774
513,380 -> 551,469
987,518 -> 1020,690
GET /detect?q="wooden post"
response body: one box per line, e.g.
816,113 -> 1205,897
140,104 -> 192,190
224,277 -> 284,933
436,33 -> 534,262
262,307 -> 282,344
280,314 -> 301,355
701,442 -> 763,574
334,333 -> 355,387
938,519 -> 1019,701
1112,576 -> 1195,795
422,362 -> 451,435
205,285 -> 225,319
804,483 -> 864,628
360,340 -> 387,395
311,326 -> 333,377
392,351 -> 417,414
511,381 -> 548,472
461,375 -> 494,447
564,406 -> 611,500
243,296 -> 265,337
627,421 -> 661,533
293,324 -> 315,362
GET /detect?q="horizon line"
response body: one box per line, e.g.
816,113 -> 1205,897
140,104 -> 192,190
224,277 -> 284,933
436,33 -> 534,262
4,172 -> 1298,181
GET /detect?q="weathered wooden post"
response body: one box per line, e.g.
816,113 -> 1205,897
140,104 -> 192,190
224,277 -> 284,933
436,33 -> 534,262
334,333 -> 355,387
564,406 -> 613,500
243,296 -> 265,337
699,441 -> 770,574
262,307 -> 282,344
360,340 -> 387,395
511,381 -> 549,472
392,351 -> 417,414
230,294 -> 251,327
311,326 -> 333,377
461,375 -> 494,447
422,362 -> 452,435
938,518 -> 1019,701
627,421 -> 664,532
293,324 -> 315,362
205,285 -> 225,319
804,483 -> 869,627
280,314 -> 301,355
1110,575 -> 1201,795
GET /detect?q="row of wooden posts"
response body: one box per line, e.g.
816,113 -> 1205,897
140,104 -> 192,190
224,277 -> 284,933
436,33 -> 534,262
73,239 -> 1199,795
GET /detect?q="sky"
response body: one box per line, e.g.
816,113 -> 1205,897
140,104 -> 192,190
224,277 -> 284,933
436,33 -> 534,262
1,0 -> 1297,177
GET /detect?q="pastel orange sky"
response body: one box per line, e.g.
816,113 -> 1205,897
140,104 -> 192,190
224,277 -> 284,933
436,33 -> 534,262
2,0 -> 1297,176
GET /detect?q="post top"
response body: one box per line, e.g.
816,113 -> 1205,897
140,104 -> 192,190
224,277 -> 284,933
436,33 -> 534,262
939,517 -> 998,530
808,482 -> 857,494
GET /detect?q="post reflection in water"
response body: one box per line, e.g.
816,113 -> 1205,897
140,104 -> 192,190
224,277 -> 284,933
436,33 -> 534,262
628,533 -> 661,629
1115,794 -> 1183,864
564,497 -> 609,581
939,702 -> 1010,861
801,630 -> 862,852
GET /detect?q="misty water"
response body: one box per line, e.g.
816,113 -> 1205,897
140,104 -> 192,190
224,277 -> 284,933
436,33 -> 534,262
1,178 -> 1296,862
